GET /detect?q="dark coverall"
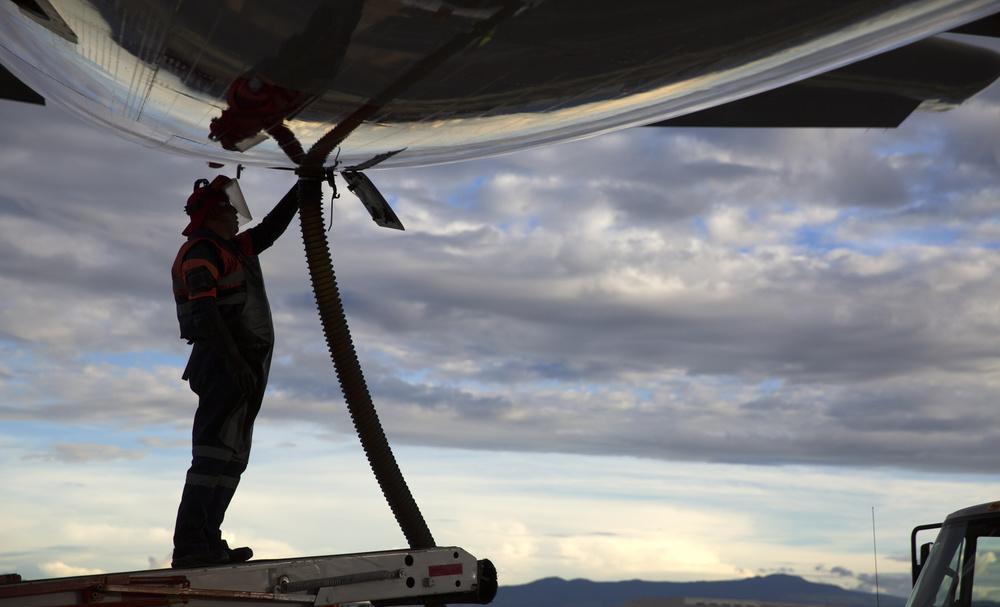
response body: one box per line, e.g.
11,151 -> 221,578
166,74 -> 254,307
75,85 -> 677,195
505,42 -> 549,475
170,187 -> 298,558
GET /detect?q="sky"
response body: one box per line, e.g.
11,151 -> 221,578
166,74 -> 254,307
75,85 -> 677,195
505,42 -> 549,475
0,38 -> 999,598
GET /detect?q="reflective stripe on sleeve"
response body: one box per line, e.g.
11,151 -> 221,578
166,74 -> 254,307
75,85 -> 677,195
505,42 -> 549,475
181,259 -> 220,279
188,289 -> 217,300
175,290 -> 246,316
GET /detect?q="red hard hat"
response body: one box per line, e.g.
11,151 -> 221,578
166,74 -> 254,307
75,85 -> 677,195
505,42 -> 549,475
182,176 -> 232,236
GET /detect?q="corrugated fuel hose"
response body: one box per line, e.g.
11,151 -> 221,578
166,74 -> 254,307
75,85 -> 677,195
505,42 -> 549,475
268,2 -> 524,554
228,10 -> 525,586
295,176 -> 435,550
297,182 -> 501,599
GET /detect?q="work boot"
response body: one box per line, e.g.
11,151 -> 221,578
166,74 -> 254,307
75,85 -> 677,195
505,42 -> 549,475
205,481 -> 252,563
171,544 -> 229,569
215,539 -> 253,564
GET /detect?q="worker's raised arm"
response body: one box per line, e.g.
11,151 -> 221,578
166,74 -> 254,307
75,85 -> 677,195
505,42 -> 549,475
245,183 -> 300,254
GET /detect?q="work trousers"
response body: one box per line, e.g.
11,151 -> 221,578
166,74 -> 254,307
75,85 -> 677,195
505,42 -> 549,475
173,343 -> 269,554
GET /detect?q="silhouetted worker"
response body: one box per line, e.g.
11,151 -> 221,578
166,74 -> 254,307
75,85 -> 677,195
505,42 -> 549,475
170,176 -> 299,568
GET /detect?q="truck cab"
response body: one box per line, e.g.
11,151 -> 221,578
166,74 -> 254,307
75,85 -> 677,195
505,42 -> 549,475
908,501 -> 1000,607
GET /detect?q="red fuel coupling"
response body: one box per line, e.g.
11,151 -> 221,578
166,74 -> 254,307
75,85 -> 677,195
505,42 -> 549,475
209,76 -> 305,151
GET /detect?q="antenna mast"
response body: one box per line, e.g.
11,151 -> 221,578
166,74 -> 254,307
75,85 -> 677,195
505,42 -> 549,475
872,506 -> 881,607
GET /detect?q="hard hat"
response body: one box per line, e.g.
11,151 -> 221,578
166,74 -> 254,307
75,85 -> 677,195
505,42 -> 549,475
182,175 -> 253,236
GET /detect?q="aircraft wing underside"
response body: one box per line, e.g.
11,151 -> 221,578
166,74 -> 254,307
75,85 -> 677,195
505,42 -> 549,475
648,28 -> 1000,128
0,0 -> 998,168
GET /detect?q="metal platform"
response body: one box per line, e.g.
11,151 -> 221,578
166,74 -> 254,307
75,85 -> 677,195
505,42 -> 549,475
0,546 -> 497,606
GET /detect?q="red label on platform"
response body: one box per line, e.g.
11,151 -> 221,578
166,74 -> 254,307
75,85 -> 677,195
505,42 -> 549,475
428,563 -> 464,577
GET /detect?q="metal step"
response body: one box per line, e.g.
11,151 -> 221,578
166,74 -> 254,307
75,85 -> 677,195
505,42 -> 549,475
0,546 -> 497,606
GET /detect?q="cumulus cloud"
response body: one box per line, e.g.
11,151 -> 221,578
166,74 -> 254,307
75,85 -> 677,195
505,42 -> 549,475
0,69 -> 998,476
0,361 -> 198,430
815,564 -> 854,578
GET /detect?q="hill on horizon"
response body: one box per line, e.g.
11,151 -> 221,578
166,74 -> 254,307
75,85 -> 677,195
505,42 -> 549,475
491,573 -> 907,607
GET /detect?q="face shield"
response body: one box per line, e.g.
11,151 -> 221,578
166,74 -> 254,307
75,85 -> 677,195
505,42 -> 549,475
221,178 -> 253,226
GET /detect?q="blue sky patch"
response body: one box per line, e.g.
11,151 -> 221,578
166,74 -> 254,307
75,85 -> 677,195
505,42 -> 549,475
446,175 -> 488,209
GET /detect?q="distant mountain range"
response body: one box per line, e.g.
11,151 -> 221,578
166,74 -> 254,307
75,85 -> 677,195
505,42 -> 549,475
491,574 -> 906,607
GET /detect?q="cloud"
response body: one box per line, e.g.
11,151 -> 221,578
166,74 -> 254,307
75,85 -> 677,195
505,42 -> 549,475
23,443 -> 146,463
1,35 -> 999,593
855,572 -> 912,598
0,362 -> 196,430
0,74 -> 998,476
758,566 -> 795,575
39,561 -> 104,577
138,436 -> 188,449
815,564 -> 854,578
0,422 -> 992,586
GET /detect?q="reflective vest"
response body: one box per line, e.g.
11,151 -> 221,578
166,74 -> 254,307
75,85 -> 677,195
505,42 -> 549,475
171,232 -> 274,357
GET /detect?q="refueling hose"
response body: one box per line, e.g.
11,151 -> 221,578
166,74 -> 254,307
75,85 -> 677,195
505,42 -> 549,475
261,1 -> 524,553
296,176 -> 435,550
